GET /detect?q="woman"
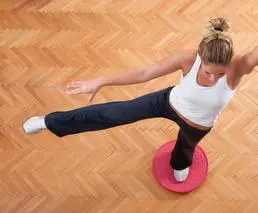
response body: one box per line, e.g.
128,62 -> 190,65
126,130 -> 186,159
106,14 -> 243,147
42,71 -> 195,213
23,17 -> 257,182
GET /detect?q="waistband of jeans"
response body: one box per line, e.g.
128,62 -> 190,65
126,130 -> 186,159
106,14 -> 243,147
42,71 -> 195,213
164,86 -> 213,133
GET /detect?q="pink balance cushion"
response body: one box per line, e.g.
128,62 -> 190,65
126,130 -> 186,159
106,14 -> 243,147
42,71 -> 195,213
152,140 -> 208,193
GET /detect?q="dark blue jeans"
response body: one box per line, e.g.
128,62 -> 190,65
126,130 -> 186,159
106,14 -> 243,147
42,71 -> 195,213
44,86 -> 213,170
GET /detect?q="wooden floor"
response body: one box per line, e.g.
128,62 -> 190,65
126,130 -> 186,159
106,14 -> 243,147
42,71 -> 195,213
0,0 -> 258,212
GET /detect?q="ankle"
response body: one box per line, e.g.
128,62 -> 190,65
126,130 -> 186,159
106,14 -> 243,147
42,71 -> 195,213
39,116 -> 47,129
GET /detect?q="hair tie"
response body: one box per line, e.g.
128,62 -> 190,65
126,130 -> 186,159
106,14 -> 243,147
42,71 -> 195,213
214,27 -> 223,32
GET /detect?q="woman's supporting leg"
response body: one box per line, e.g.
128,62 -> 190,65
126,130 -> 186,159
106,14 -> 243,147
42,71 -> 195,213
170,123 -> 212,170
44,86 -> 176,137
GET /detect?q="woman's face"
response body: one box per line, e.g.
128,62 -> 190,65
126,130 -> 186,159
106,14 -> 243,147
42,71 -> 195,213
201,62 -> 230,83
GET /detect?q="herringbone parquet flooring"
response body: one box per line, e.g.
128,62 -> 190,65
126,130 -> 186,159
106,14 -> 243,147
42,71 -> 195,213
0,0 -> 258,212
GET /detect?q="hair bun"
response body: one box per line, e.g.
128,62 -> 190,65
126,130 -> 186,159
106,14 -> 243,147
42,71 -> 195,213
206,17 -> 231,33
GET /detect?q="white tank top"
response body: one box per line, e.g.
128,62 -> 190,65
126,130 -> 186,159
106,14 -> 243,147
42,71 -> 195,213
169,53 -> 237,127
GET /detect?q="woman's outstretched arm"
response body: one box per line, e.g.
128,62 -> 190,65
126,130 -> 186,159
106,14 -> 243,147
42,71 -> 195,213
66,50 -> 186,102
99,49 -> 185,87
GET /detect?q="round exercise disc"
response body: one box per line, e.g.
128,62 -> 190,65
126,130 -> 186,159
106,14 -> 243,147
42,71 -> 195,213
152,140 -> 208,193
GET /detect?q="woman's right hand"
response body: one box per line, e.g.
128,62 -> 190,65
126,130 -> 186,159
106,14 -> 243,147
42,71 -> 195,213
65,78 -> 103,103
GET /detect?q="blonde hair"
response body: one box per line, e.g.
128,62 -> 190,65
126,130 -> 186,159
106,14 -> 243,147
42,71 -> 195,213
198,17 -> 234,66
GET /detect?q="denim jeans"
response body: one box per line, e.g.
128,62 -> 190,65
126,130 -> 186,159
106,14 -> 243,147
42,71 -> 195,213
45,86 -> 213,170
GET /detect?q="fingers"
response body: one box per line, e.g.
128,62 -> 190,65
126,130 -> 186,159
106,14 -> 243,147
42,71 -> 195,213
65,88 -> 82,94
66,81 -> 85,87
66,84 -> 78,89
88,94 -> 94,102
66,82 -> 81,88
71,81 -> 84,84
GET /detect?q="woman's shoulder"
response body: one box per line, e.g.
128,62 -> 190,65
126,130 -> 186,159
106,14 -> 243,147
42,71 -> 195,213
179,49 -> 198,75
231,54 -> 254,76
179,49 -> 197,62
227,54 -> 249,90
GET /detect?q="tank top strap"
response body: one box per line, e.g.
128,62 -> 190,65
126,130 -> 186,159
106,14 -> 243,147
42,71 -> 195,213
194,54 -> 202,75
184,53 -> 202,80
